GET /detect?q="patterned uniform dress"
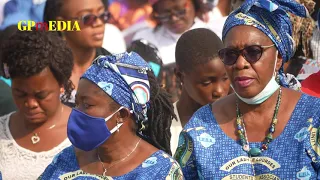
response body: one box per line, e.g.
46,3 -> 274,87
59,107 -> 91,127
39,147 -> 184,180
174,94 -> 320,179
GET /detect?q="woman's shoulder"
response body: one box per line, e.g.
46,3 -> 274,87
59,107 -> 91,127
295,93 -> 320,126
130,150 -> 183,179
299,93 -> 320,104
39,146 -> 78,179
0,112 -> 11,123
295,93 -> 320,114
0,112 -> 13,136
184,104 -> 215,129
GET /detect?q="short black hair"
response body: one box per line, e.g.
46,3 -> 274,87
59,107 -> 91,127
175,28 -> 223,72
127,40 -> 163,81
1,29 -> 74,102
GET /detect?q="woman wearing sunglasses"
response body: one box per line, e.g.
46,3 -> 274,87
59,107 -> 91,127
133,0 -> 219,66
43,0 -> 112,107
175,0 -> 320,179
39,53 -> 183,179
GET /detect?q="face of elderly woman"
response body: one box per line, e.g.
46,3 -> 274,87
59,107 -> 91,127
154,0 -> 196,34
223,25 -> 282,98
75,79 -> 121,130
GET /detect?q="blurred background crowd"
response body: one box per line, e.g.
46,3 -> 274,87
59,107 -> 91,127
0,0 -> 319,107
0,0 -> 319,179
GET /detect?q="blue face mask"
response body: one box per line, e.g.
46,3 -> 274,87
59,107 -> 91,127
67,107 -> 124,151
232,51 -> 280,105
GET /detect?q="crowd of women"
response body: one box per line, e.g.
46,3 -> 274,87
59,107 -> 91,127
0,0 -> 320,179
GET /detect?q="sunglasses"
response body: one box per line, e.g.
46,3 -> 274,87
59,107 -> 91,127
72,11 -> 110,26
154,9 -> 187,22
218,44 -> 275,65
154,3 -> 189,22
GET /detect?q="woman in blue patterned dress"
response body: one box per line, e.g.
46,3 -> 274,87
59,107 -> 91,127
39,53 -> 183,179
174,0 -> 320,179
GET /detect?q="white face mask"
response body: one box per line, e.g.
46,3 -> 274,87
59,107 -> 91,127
232,51 -> 280,105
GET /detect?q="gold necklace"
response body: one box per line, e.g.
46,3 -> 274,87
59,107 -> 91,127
30,106 -> 64,144
97,138 -> 141,176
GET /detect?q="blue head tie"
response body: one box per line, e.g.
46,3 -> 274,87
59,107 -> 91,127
222,0 -> 308,87
81,52 -> 152,124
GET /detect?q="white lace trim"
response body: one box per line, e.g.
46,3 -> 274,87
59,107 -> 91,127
0,113 -> 71,180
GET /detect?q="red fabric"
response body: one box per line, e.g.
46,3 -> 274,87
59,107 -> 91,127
301,71 -> 320,97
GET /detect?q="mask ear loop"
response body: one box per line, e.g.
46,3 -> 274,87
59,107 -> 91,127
107,106 -> 125,134
273,51 -> 281,84
273,51 -> 278,76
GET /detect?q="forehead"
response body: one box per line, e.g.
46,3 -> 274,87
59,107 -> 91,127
11,67 -> 58,91
77,78 -> 112,101
62,0 -> 104,15
188,59 -> 226,76
156,0 -> 188,11
77,78 -> 102,96
224,25 -> 272,48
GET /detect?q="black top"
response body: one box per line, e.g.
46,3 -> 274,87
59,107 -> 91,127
96,47 -> 111,57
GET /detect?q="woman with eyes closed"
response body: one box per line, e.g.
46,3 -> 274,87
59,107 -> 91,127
175,0 -> 320,179
0,30 -> 73,180
44,0 -> 111,107
39,53 -> 183,180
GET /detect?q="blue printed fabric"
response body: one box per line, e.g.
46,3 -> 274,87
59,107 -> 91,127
223,0 -> 307,88
39,146 -> 184,180
174,94 -> 320,179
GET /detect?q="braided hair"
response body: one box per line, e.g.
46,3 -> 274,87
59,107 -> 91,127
139,71 -> 176,155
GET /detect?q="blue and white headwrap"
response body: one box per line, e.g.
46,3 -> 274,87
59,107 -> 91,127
81,52 -> 152,126
223,0 -> 308,87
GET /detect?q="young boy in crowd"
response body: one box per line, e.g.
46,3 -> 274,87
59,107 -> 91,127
172,28 -> 230,154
